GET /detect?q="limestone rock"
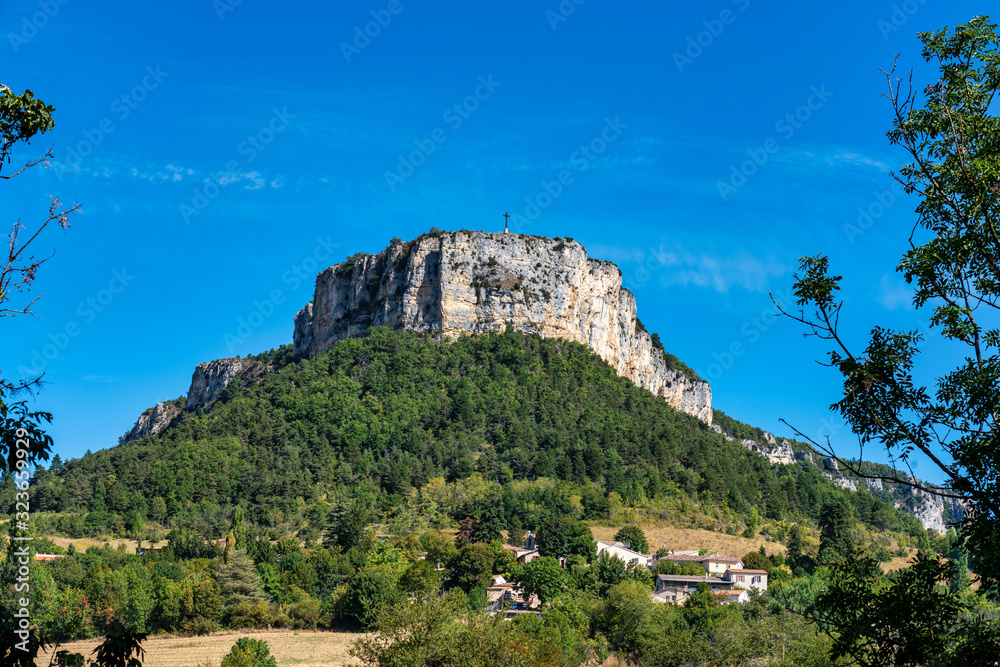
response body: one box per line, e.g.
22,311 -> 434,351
185,359 -> 245,410
124,401 -> 180,443
293,231 -> 712,423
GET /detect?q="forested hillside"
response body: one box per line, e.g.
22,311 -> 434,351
13,327 -> 924,545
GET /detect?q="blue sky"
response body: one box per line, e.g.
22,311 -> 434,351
2,0 -> 985,485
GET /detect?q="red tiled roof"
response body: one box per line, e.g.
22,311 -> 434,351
727,569 -> 767,574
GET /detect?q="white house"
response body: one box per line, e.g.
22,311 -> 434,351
722,568 -> 768,592
595,539 -> 650,567
659,550 -> 743,576
713,589 -> 749,604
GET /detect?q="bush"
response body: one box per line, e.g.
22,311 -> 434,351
221,637 -> 278,667
228,601 -> 273,630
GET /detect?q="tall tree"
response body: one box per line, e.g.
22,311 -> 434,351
324,497 -> 376,552
536,516 -> 595,562
777,16 -> 1000,594
818,498 -> 854,565
217,550 -> 267,619
612,525 -> 649,555
446,542 -> 493,595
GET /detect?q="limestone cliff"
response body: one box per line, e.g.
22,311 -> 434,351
185,359 -> 245,410
123,401 -> 180,443
293,231 -> 712,424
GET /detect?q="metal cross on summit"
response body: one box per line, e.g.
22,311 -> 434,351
503,211 -> 510,233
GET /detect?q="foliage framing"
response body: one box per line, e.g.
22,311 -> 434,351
777,16 -> 1000,594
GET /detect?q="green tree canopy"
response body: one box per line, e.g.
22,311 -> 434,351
780,15 -> 1000,594
612,525 -> 649,555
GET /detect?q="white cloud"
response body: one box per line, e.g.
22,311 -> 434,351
593,242 -> 788,294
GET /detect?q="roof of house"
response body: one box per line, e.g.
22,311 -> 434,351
713,590 -> 746,598
596,540 -> 648,559
664,553 -> 742,563
655,574 -> 726,583
727,569 -> 767,574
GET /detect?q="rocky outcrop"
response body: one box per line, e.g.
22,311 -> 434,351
714,426 -> 795,465
903,482 -> 967,534
185,359 -> 244,410
124,401 -> 180,442
293,231 -> 712,423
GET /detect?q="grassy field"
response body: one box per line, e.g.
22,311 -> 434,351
40,630 -> 361,667
589,524 -> 788,558
42,536 -> 170,552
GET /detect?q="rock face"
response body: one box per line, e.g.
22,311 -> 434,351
124,401 -> 180,443
293,231 -> 712,424
185,359 -> 245,410
715,425 -> 796,465
905,482 -> 967,534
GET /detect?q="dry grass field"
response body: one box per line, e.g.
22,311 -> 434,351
589,524 -> 788,558
42,536 -> 170,552
39,630 -> 361,667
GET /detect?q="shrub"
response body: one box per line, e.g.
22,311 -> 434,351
220,637 -> 278,667
228,601 -> 273,630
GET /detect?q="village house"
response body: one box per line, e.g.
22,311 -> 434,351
723,568 -> 768,592
595,539 -> 651,568
652,551 -> 767,605
713,589 -> 749,604
654,573 -> 736,594
651,585 -> 690,605
502,543 -> 540,565
658,549 -> 743,575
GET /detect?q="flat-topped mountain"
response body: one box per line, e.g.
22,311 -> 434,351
292,230 -> 712,424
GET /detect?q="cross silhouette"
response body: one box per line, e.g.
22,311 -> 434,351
503,211 -> 510,233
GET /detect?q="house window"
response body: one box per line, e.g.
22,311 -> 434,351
738,575 -> 744,582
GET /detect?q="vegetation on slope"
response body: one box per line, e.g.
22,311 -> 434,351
12,328 -> 924,549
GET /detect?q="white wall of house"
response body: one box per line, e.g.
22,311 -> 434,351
596,540 -> 650,567
724,569 -> 768,592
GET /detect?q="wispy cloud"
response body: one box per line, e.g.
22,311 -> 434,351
877,273 -> 912,310
82,375 -> 121,383
592,242 -> 789,294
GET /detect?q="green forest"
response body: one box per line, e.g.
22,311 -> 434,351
4,326 -> 983,666
8,327 -> 928,545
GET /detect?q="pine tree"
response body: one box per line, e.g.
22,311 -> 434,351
217,549 -> 266,617
819,498 -> 854,564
